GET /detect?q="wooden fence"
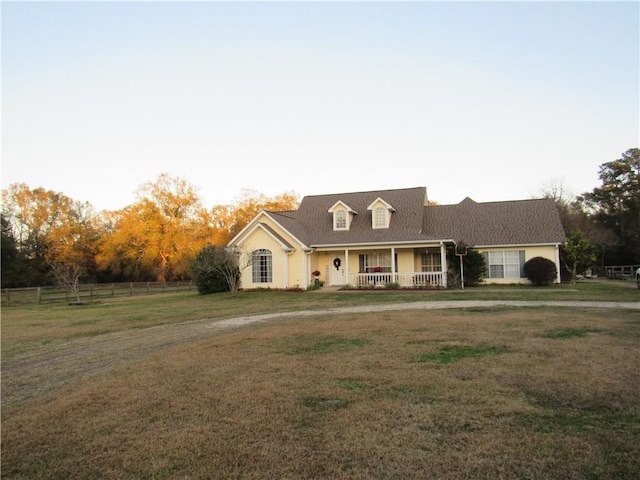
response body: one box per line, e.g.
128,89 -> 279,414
595,265 -> 640,280
2,281 -> 196,306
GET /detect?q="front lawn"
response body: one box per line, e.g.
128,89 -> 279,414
2,301 -> 638,479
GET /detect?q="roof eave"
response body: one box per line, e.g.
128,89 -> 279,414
310,239 -> 455,249
473,241 -> 564,248
262,211 -> 310,250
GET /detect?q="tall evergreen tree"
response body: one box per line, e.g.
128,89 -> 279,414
578,148 -> 640,264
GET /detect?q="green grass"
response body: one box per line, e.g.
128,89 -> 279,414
414,343 -> 511,364
276,335 -> 372,355
542,327 -> 605,339
332,378 -> 370,391
1,280 -> 636,349
301,395 -> 352,410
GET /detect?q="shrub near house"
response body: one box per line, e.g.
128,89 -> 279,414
524,256 -> 558,286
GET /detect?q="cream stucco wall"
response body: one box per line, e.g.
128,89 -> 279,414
286,249 -> 308,288
396,250 -> 415,272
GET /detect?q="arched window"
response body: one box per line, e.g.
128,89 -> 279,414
252,249 -> 273,283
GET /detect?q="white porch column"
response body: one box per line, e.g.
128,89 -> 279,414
345,248 -> 349,284
440,242 -> 448,287
283,249 -> 289,288
391,247 -> 396,282
304,250 -> 311,287
555,244 -> 561,284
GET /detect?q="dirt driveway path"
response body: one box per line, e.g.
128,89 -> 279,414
3,300 -> 639,408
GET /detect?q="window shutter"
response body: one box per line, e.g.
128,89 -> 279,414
519,251 -> 526,277
482,252 -> 490,278
359,255 -> 365,272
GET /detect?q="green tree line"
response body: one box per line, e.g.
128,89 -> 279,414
539,148 -> 640,278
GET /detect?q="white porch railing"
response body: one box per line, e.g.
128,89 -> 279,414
348,272 -> 447,288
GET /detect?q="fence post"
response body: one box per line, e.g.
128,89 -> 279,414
112,284 -> 115,297
37,287 -> 42,304
5,289 -> 10,306
130,282 -> 133,295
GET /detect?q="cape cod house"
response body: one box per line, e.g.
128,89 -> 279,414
227,187 -> 565,289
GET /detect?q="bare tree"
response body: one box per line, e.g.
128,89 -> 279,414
192,245 -> 253,295
49,262 -> 84,303
538,176 -> 573,206
222,247 -> 253,294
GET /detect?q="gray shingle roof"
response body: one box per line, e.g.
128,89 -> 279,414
423,197 -> 566,246
275,187 -> 430,246
264,189 -> 565,248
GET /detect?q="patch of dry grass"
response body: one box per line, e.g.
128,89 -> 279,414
2,307 -> 639,479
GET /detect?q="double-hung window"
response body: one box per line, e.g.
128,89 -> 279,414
485,250 -> 525,278
252,249 -> 272,283
421,252 -> 442,272
359,253 -> 396,273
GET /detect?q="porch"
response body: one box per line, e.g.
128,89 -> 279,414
348,271 -> 447,289
313,245 -> 450,289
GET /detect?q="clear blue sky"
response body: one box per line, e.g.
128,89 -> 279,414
2,1 -> 638,211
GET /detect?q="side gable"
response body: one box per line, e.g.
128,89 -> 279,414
227,210 -> 309,251
248,223 -> 295,251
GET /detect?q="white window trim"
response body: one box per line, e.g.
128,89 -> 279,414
373,207 -> 387,228
363,253 -> 392,272
328,201 -> 357,231
486,250 -> 523,279
252,249 -> 273,283
334,209 -> 347,230
421,252 -> 442,272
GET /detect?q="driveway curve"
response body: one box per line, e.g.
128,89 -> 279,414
3,300 -> 638,408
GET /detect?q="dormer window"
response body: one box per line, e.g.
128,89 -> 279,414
367,197 -> 396,229
328,201 -> 357,231
374,207 -> 386,228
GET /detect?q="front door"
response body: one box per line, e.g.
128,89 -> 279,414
330,255 -> 346,285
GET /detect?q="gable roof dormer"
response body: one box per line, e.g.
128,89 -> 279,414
367,197 -> 396,229
328,200 -> 357,231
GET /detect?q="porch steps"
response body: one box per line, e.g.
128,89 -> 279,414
309,285 -> 343,293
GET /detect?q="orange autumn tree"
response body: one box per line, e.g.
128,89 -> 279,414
1,183 -> 101,286
97,174 -> 214,282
